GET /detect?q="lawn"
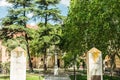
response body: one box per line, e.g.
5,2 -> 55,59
26,74 -> 43,80
0,74 -> 120,80
70,75 -> 120,80
0,74 -> 43,80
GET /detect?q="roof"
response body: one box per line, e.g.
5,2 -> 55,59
13,24 -> 38,38
26,24 -> 38,30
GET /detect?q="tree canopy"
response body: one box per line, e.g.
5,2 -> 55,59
62,0 -> 120,55
0,0 -> 35,72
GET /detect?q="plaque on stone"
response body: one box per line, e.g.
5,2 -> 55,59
87,47 -> 103,80
10,47 -> 26,80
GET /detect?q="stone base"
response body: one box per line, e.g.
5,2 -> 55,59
54,66 -> 58,75
44,74 -> 71,80
91,75 -> 101,80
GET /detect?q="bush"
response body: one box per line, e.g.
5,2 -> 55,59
0,62 -> 10,74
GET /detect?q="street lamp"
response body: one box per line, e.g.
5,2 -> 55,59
54,45 -> 58,75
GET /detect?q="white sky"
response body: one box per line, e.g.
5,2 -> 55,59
60,0 -> 70,6
0,0 -> 70,7
0,0 -> 12,6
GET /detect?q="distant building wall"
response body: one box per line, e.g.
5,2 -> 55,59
31,55 -> 64,69
115,55 -> 120,68
104,55 -> 120,68
0,40 -> 9,63
0,43 -> 65,69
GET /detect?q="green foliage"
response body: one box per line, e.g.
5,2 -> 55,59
62,0 -> 120,68
0,62 -> 10,74
29,24 -> 62,56
62,51 -> 80,68
2,38 -> 26,52
0,0 -> 34,46
34,0 -> 62,23
2,0 -> 34,26
30,0 -> 62,57
0,0 -> 35,72
62,0 -> 120,56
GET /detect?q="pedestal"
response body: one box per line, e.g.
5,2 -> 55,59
54,65 -> 58,75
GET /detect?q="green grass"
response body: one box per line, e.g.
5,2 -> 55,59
0,75 -> 9,80
26,74 -> 43,80
0,74 -> 119,80
70,75 -> 87,80
103,75 -> 120,80
0,74 -> 44,80
70,75 -> 120,80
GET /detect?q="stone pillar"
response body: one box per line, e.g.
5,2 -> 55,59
10,47 -> 26,80
54,45 -> 58,75
87,47 -> 103,80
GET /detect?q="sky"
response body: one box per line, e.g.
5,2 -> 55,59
0,0 -> 70,25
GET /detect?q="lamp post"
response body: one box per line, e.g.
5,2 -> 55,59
54,45 -> 58,75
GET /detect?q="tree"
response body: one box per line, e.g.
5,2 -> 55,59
63,0 -> 120,61
34,0 -> 62,72
62,0 -> 120,79
107,40 -> 120,77
29,23 -> 62,72
0,0 -> 35,72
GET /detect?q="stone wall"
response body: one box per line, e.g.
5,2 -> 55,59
0,40 -> 10,63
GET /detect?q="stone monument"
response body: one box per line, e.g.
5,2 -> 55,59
54,49 -> 58,75
51,45 -> 58,75
44,45 -> 71,80
87,47 -> 103,80
10,47 -> 26,80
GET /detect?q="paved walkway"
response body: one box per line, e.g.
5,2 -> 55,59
44,74 -> 71,80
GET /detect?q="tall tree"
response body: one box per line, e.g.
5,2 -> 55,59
63,0 -> 120,59
34,0 -> 62,72
0,0 -> 34,72
62,0 -> 120,78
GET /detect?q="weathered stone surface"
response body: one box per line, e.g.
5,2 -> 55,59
87,47 -> 103,80
10,47 -> 26,80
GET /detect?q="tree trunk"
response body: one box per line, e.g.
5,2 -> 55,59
44,54 -> 47,72
43,4 -> 48,72
43,42 -> 47,72
73,54 -> 76,80
110,54 -> 115,79
25,34 -> 34,72
74,64 -> 76,80
23,1 -> 33,72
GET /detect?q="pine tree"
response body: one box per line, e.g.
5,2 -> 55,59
0,0 -> 34,72
34,0 -> 62,72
